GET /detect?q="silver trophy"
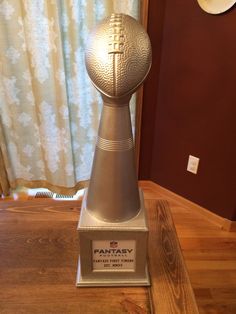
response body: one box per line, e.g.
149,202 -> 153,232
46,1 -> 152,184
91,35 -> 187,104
76,13 -> 152,287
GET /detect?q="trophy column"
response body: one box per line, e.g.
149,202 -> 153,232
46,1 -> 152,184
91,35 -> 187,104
76,13 -> 152,287
87,101 -> 140,222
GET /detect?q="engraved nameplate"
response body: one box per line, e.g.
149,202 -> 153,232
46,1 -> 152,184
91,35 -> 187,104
92,240 -> 136,272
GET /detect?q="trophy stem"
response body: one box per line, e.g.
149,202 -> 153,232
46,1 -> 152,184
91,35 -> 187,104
86,102 -> 140,222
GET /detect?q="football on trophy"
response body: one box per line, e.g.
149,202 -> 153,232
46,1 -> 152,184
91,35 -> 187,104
85,13 -> 152,100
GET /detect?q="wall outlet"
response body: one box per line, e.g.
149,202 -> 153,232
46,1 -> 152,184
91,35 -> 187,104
187,155 -> 200,174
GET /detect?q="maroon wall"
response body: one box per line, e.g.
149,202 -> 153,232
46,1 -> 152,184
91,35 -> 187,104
138,0 -> 166,178
139,0 -> 236,220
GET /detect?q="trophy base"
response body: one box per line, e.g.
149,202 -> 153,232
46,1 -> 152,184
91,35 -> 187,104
76,257 -> 150,287
76,188 -> 150,287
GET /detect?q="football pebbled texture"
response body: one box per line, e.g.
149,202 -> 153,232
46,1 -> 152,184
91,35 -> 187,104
85,13 -> 152,100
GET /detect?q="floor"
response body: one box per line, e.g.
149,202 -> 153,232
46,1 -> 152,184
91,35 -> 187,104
0,181 -> 236,313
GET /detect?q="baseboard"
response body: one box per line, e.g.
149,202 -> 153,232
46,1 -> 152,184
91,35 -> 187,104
140,180 -> 236,232
222,219 -> 236,232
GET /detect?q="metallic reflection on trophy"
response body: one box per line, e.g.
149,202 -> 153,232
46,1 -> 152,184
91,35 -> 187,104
76,13 -> 152,287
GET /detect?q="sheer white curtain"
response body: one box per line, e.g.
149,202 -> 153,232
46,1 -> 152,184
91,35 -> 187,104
0,0 -> 139,195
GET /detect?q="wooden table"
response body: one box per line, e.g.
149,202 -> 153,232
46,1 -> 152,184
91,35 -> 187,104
0,198 -> 198,313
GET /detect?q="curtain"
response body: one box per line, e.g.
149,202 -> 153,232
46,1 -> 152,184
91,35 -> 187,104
0,126 -> 10,195
0,0 -> 139,195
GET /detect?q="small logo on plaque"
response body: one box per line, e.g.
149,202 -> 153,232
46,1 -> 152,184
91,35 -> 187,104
110,241 -> 118,248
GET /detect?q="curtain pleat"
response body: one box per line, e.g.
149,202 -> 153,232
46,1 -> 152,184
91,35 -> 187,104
0,149 -> 10,196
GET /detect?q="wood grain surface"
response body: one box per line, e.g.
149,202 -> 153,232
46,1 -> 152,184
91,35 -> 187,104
142,181 -> 236,314
0,199 -> 150,313
2,182 -> 235,313
147,199 -> 198,314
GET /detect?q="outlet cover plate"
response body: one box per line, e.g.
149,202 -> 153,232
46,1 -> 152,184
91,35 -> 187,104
187,155 -> 200,174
